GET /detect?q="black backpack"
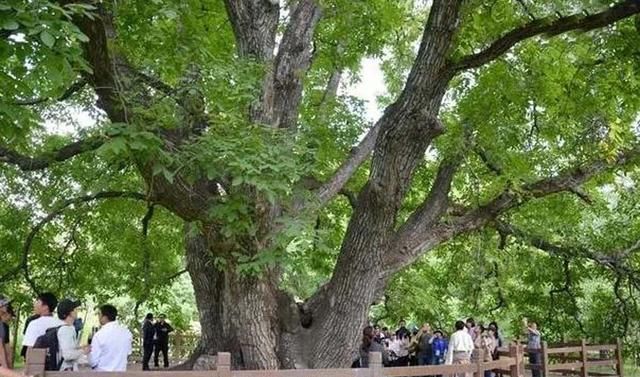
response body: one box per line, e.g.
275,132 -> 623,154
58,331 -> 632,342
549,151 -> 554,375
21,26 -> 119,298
33,326 -> 63,371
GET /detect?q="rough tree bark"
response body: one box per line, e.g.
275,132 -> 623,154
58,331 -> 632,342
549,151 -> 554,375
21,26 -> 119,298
2,0 -> 639,371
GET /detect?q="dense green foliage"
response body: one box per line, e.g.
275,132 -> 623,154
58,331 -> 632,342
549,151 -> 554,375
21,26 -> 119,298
1,0 -> 640,364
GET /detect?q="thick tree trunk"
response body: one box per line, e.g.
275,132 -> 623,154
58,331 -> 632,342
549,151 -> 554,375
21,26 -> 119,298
185,224 -> 306,370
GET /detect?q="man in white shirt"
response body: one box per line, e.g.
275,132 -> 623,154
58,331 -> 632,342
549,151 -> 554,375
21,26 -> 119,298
22,293 -> 63,350
89,305 -> 132,371
445,320 -> 474,377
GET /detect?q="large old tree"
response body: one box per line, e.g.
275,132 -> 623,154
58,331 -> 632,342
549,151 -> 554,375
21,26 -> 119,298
2,0 -> 640,369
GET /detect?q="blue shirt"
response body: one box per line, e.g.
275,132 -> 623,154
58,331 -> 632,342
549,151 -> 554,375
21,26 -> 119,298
433,338 -> 448,358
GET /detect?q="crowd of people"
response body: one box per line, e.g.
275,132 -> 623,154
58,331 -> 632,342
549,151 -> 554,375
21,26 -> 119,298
1,293 -> 543,377
358,318 -> 542,377
0,292 -> 175,375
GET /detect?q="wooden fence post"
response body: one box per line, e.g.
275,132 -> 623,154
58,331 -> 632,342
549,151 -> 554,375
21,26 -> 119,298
509,342 -> 522,377
580,339 -> 587,377
25,348 -> 46,377
369,352 -> 382,377
541,341 -> 549,377
217,352 -> 231,377
615,338 -> 624,377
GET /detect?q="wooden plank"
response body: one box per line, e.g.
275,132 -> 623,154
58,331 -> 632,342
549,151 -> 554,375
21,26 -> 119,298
586,360 -> 617,367
218,352 -> 231,377
545,347 -> 583,354
382,364 -> 476,376
546,369 -> 581,375
510,343 -> 524,377
542,341 -> 550,377
585,345 -> 617,352
547,362 -> 584,371
482,358 -> 514,370
46,372 -> 217,377
233,369 -> 360,377
549,355 -> 581,361
547,342 -> 582,347
616,338 -> 624,377
370,352 -> 382,377
581,339 -> 588,377
25,348 -> 46,377
588,372 -> 619,377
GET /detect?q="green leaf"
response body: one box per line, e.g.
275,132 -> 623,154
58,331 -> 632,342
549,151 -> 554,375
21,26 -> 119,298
2,20 -> 19,30
40,30 -> 55,48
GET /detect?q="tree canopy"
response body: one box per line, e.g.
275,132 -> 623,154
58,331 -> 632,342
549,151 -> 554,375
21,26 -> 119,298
1,0 -> 640,368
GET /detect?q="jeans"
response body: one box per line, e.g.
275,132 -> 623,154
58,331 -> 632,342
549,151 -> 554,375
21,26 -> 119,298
530,351 -> 541,377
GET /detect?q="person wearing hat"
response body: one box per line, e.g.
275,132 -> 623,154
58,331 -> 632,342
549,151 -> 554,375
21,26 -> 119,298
57,299 -> 88,371
0,298 -> 14,369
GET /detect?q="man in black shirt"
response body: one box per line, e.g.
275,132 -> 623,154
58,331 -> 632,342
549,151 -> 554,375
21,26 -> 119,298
141,313 -> 155,371
153,314 -> 173,368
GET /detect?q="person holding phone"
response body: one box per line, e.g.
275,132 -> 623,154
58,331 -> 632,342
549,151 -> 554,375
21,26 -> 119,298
524,318 -> 542,377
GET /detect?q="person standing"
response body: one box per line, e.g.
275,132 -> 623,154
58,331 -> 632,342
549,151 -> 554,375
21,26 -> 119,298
474,326 -> 496,377
445,321 -> 474,377
432,330 -> 448,365
141,313 -> 155,370
0,298 -> 15,369
524,319 -> 542,377
465,318 -> 477,341
22,293 -> 63,354
359,326 -> 389,367
153,314 -> 173,368
396,320 -> 410,339
89,305 -> 132,371
57,299 -> 87,371
416,323 -> 434,366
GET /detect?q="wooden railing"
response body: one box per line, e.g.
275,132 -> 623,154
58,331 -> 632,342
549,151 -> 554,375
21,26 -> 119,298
520,339 -> 624,377
25,343 -> 525,377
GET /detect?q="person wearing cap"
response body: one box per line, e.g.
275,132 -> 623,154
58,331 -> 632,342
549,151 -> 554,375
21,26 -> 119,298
0,298 -> 14,369
57,299 -> 88,371
22,293 -> 63,352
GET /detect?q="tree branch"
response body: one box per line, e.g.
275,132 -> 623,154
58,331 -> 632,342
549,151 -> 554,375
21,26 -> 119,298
9,79 -> 87,106
496,221 -> 639,336
65,2 -> 130,123
313,122 -> 381,208
383,146 -> 640,277
223,0 -> 280,59
0,136 -> 105,172
393,157 -> 462,251
453,1 -> 640,72
271,0 -> 322,129
0,191 -> 148,291
495,221 -> 640,270
475,147 -> 503,175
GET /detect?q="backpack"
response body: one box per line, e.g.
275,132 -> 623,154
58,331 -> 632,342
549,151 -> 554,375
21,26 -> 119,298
33,326 -> 63,371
